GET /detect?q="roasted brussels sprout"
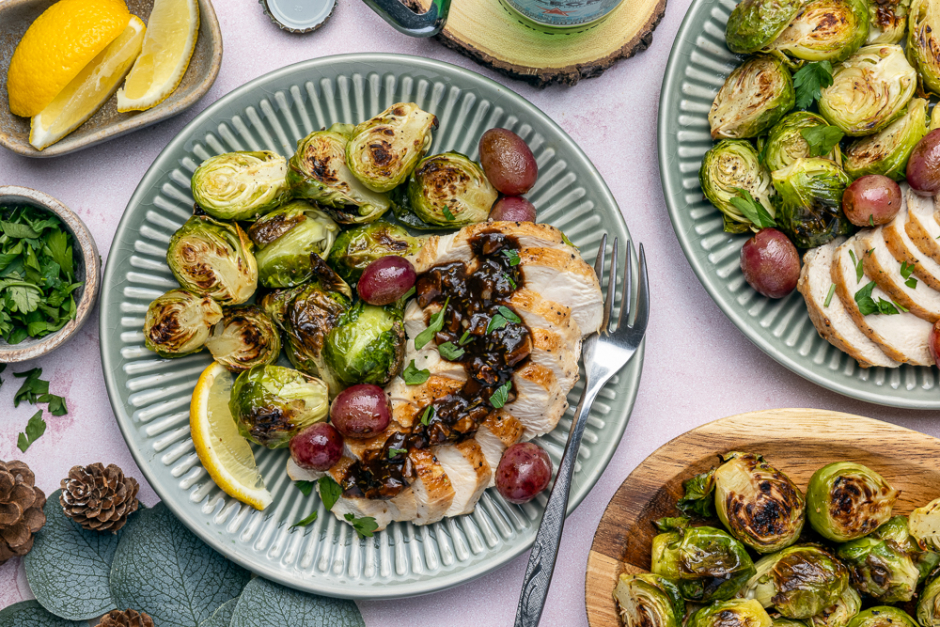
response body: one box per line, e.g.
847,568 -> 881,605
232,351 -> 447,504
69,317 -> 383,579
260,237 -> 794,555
229,365 -> 329,449
287,124 -> 392,224
247,200 -> 340,288
867,0 -> 907,45
742,545 -> 849,619
166,215 -> 258,305
346,102 -> 438,193
846,607 -> 917,627
808,586 -> 862,627
650,517 -> 757,602
725,0 -> 804,54
709,56 -> 795,140
767,0 -> 869,62
689,599 -> 773,627
324,301 -> 406,388
918,572 -> 940,627
776,620 -> 810,627
327,221 -> 423,283
190,151 -> 289,221
845,98 -> 929,180
806,462 -> 899,542
910,498 -> 940,551
205,305 -> 281,373
400,152 -> 498,228
700,140 -> 777,233
613,573 -> 686,627
143,288 -> 223,358
819,45 -> 917,136
908,0 -> 940,96
763,112 -> 844,171
771,158 -> 854,248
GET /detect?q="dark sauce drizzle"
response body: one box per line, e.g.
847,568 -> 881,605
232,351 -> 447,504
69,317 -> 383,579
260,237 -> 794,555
341,232 -> 531,500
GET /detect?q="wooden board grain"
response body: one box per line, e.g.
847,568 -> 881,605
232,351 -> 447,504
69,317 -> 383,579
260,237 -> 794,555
585,409 -> 940,627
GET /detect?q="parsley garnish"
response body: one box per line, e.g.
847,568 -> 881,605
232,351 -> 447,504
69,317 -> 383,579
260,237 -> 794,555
459,330 -> 473,346
489,380 -> 512,409
497,305 -> 521,324
13,368 -> 67,415
849,250 -> 864,283
855,282 -> 901,316
561,232 -> 577,248
318,476 -> 342,511
402,359 -> 430,385
729,188 -> 776,229
503,249 -> 521,266
824,283 -> 836,307
414,297 -> 450,350
442,206 -> 456,221
486,314 -> 508,334
401,286 -> 416,301
869,215 -> 875,227
295,480 -> 315,496
389,448 -> 407,458
420,405 -> 434,426
438,341 -> 465,360
504,273 -> 517,289
344,513 -> 379,539
291,511 -> 318,528
17,410 -> 46,452
800,126 -> 844,158
793,61 -> 834,109
901,261 -> 918,289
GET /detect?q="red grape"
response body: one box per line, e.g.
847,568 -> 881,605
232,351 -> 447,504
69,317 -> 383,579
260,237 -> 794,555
479,128 -> 538,195
930,321 -> 940,367
490,196 -> 536,222
496,442 -> 552,504
330,384 -> 391,439
907,129 -> 940,194
740,228 -> 801,299
357,256 -> 417,306
290,423 -> 344,471
842,175 -> 902,226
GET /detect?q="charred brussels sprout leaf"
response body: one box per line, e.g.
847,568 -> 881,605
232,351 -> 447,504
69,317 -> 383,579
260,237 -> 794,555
767,0 -> 869,62
725,0 -> 803,54
806,462 -> 899,542
689,599 -> 773,627
845,98 -> 929,180
867,0 -> 908,44
709,56 -> 795,140
919,572 -> 940,627
771,157 -> 854,248
167,215 -> 258,305
401,152 -> 497,228
346,102 -> 438,193
248,200 -> 340,288
324,301 -> 406,388
205,305 -> 281,373
677,469 -> 717,518
908,0 -> 940,96
613,573 -> 686,627
846,607 -> 917,627
742,545 -> 849,619
143,289 -> 222,358
229,365 -> 328,448
910,498 -> 940,551
808,586 -> 862,627
700,140 -> 777,233
287,123 -> 392,224
327,221 -> 423,283
819,45 -> 917,136
764,112 -> 844,171
836,516 -> 923,603
191,151 -> 289,221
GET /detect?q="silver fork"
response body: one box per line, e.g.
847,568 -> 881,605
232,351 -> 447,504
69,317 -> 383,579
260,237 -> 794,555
514,235 -> 650,627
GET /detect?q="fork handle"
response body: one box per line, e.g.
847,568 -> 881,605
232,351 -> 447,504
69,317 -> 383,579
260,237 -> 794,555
513,380 -> 601,627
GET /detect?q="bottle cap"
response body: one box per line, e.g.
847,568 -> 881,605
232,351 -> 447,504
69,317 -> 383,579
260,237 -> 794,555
259,0 -> 336,33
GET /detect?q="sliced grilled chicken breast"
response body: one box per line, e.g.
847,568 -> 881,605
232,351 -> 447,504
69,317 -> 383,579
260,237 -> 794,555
434,440 -> 491,517
883,190 -> 940,292
906,192 -> 940,266
858,227 -> 940,322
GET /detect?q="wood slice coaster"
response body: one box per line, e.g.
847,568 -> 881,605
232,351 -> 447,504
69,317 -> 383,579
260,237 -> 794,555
584,408 -> 940,627
405,0 -> 667,86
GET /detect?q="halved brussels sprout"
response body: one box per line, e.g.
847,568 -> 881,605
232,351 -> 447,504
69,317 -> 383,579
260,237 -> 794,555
324,301 -> 406,388
229,365 -> 329,449
846,607 -> 917,627
205,305 -> 281,373
346,102 -> 438,193
166,215 -> 258,305
763,112 -> 844,171
776,620 -> 810,627
709,55 -> 795,140
287,124 -> 391,224
867,0 -> 908,45
143,288 -> 223,358
650,517 -> 756,603
772,157 -> 853,248
767,0 -> 869,62
700,140 -> 776,234
725,0 -> 804,54
689,599 -> 773,627
819,45 -> 917,136
190,151 -> 289,221
401,152 -> 498,228
806,462 -> 899,542
247,200 -> 340,288
919,573 -> 940,627
327,221 -> 424,283
613,573 -> 686,627
845,98 -> 929,180
808,586 -> 861,627
742,545 -> 849,619
908,0 -> 940,96
911,498 -> 940,551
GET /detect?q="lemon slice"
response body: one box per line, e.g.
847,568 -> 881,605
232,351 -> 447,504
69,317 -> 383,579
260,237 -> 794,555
191,361 -> 272,510
116,0 -> 199,112
29,16 -> 146,151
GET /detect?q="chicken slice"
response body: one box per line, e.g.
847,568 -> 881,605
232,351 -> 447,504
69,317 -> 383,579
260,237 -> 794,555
410,447 -> 455,525
883,190 -> 940,293
858,227 -> 940,322
508,289 -> 583,345
518,247 -> 603,335
433,440 -> 491,517
906,192 -> 940,266
476,411 -> 526,488
510,361 -> 568,440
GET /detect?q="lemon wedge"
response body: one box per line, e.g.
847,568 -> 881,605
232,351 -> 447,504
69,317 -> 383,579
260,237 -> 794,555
29,16 -> 146,151
191,361 -> 272,511
117,0 -> 199,112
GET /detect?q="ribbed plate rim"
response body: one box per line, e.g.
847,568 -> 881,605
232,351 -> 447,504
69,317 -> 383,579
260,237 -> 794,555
99,52 -> 644,598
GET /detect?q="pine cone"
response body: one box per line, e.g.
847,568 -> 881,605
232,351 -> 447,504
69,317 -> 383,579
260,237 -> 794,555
60,463 -> 140,533
95,609 -> 154,627
0,460 -> 47,565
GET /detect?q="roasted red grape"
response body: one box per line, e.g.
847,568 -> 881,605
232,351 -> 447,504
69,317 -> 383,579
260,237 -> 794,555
496,442 -> 553,504
290,423 -> 344,471
930,321 -> 940,367
907,129 -> 940,194
843,175 -> 902,226
490,196 -> 537,222
479,128 -> 538,195
357,256 -> 417,306
740,228 -> 800,299
330,384 -> 391,439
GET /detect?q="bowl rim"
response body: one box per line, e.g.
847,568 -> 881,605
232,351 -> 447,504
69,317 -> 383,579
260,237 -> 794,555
0,185 -> 101,361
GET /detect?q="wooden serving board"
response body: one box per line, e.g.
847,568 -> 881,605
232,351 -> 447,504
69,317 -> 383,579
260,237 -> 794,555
585,409 -> 940,627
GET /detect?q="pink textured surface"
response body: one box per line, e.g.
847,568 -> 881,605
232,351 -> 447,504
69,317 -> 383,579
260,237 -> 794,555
1,1 -> 939,625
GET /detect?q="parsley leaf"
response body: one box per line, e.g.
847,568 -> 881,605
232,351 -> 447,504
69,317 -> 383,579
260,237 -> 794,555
400,286 -> 416,301
388,448 -> 407,458
420,405 -> 434,426
402,359 -> 430,385
14,368 -> 47,407
504,273 -> 517,289
800,126 -> 844,158
869,215 -> 875,227
17,410 -> 46,452
824,284 -> 836,307
442,206 -> 456,221
729,188 -> 776,229
793,61 -> 834,109
295,480 -> 316,496
855,283 -> 903,316
849,249 -> 864,283
486,314 -> 508,334
344,513 -> 379,539
459,330 -> 474,346
414,297 -> 450,350
503,249 -> 521,266
489,380 -> 512,409
438,341 -> 465,360
901,261 -> 918,289
318,476 -> 342,511
497,305 -> 521,324
291,511 -> 318,529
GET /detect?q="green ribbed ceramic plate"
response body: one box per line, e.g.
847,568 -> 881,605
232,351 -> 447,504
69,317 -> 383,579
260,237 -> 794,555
99,54 -> 643,599
659,4 -> 940,409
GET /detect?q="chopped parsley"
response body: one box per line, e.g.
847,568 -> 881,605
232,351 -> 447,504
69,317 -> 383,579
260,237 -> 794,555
869,214 -> 875,227
294,480 -> 315,496
442,206 -> 456,221
504,273 -> 517,289
824,284 -> 836,308
389,448 -> 407,458
344,513 -> 379,539
291,511 -> 318,528
503,249 -> 521,266
849,249 -> 864,283
402,359 -> 430,385
13,368 -> 67,415
901,261 -> 918,289
497,305 -> 521,324
16,410 -> 45,452
489,380 -> 512,409
414,296 -> 450,350
458,330 -> 473,346
318,476 -> 342,511
855,282 -> 901,316
800,125 -> 844,158
438,341 -> 465,360
486,314 -> 508,334
793,61 -> 834,109
400,286 -> 416,301
729,188 -> 776,229
420,405 -> 434,426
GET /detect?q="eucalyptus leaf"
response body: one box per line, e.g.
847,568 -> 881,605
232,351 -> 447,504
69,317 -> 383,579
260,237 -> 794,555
0,601 -> 85,627
110,502 -> 251,627
200,598 -> 239,627
229,576 -> 365,627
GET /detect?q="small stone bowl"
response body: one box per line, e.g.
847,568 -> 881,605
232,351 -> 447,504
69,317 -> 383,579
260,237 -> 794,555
0,186 -> 101,362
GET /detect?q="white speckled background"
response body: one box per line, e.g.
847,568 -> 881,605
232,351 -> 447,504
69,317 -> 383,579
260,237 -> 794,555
1,1 -> 938,625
